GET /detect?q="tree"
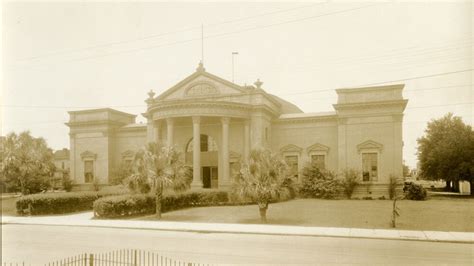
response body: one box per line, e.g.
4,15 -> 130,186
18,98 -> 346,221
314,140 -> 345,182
232,149 -> 293,223
402,163 -> 410,177
128,142 -> 192,219
0,131 -> 55,194
417,113 -> 474,193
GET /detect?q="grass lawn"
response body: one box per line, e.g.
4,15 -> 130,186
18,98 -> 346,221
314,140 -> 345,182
138,197 -> 474,232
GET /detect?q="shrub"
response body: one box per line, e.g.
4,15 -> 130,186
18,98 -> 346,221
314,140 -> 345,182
62,176 -> 73,192
404,183 -> 427,200
341,169 -> 359,199
93,190 -> 229,218
388,175 -> 400,200
299,164 -> 341,199
93,194 -> 155,218
92,179 -> 100,191
110,163 -> 133,185
280,176 -> 298,199
16,191 -> 124,215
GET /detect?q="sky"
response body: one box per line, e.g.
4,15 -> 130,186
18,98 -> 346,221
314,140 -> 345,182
2,1 -> 473,169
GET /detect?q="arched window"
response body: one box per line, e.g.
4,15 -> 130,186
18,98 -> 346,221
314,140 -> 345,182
186,134 -> 218,152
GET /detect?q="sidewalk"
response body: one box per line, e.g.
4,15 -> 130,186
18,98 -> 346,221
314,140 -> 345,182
2,212 -> 473,244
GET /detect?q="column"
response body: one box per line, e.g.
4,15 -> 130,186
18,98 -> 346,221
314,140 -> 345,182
192,116 -> 202,188
244,120 -> 250,162
221,117 -> 230,187
146,118 -> 154,143
166,118 -> 174,146
69,133 -> 76,183
154,120 -> 161,143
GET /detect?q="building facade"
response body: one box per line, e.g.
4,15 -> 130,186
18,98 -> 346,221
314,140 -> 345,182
67,63 -> 408,197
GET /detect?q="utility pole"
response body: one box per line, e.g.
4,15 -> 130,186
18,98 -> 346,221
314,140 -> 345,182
232,52 -> 239,83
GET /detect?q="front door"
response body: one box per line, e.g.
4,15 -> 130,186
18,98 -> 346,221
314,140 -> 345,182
202,166 -> 218,189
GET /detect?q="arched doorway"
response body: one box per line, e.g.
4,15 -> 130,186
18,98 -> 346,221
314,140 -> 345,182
186,134 -> 218,188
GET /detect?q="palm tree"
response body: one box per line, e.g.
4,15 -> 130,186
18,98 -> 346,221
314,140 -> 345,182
128,142 -> 192,219
232,148 -> 293,223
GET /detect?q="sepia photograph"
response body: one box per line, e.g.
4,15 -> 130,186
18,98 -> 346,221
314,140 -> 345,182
1,0 -> 473,265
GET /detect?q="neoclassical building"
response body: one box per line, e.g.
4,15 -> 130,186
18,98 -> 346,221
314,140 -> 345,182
67,62 -> 407,197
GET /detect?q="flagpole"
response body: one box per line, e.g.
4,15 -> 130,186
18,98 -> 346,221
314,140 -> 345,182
232,52 -> 239,83
201,24 -> 204,64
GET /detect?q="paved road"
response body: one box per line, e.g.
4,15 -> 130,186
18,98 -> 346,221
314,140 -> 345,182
2,224 -> 473,265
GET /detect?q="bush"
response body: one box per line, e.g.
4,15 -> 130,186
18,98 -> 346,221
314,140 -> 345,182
16,191 -> 124,215
110,163 -> 133,185
93,190 -> 229,218
299,164 -> 341,199
92,179 -> 100,191
93,194 -> 155,218
341,169 -> 359,199
280,176 -> 298,199
62,176 -> 73,192
404,183 -> 427,200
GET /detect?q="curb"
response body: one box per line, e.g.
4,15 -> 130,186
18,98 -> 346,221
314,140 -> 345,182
2,218 -> 473,244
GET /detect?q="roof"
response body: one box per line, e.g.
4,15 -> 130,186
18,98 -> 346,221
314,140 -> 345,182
68,108 -> 136,117
54,148 -> 70,159
269,94 -> 303,114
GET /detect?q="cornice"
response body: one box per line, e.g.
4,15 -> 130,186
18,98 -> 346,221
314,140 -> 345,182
68,108 -> 136,118
273,114 -> 337,124
65,120 -> 125,128
117,125 -> 147,133
333,99 -> 408,111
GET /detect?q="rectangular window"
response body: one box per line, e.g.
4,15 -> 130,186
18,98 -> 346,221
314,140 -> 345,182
362,153 -> 378,181
84,160 -> 94,183
311,155 -> 325,170
61,162 -> 65,169
285,155 -> 299,178
200,134 -> 208,152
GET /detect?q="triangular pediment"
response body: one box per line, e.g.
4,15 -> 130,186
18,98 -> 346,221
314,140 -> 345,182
121,150 -> 135,158
157,68 -> 248,101
306,143 -> 330,154
357,140 -> 383,153
80,150 -> 97,160
280,144 -> 303,154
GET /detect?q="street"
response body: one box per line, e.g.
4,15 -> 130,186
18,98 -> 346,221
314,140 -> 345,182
2,224 -> 473,265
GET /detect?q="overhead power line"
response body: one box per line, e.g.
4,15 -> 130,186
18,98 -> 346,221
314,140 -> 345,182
354,69 -> 474,87
7,3 -> 380,69
12,2 -> 328,63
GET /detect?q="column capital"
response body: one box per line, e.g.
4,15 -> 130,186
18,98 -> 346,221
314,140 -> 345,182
166,117 -> 174,125
221,117 -> 230,125
192,116 -> 201,124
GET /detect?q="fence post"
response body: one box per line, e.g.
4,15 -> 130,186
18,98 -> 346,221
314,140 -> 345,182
89,254 -> 93,266
134,250 -> 137,266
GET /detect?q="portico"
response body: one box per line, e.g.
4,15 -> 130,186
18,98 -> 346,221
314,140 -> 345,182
145,113 -> 251,189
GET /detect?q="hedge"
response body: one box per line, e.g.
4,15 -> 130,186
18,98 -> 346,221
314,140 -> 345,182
93,191 -> 229,218
16,191 -> 124,215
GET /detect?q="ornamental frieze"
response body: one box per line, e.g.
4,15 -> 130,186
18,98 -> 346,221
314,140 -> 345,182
185,82 -> 219,97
